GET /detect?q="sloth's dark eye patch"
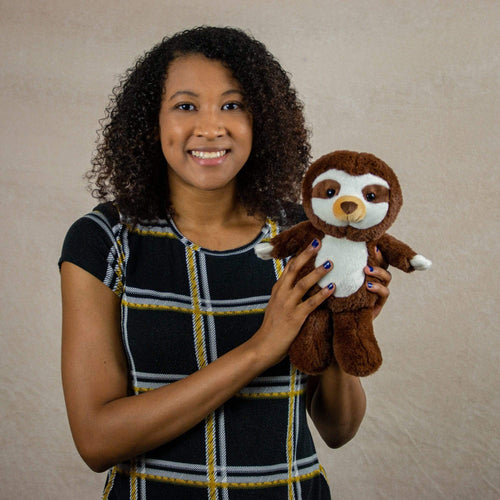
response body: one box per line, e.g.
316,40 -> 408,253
312,179 -> 341,199
362,184 -> 389,203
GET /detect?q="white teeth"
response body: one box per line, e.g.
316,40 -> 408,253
190,150 -> 227,159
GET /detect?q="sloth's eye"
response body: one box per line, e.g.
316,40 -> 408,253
326,189 -> 336,198
366,192 -> 376,201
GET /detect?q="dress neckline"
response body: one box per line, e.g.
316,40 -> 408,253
167,216 -> 272,256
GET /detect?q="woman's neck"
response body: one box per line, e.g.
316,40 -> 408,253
170,182 -> 241,227
169,184 -> 265,251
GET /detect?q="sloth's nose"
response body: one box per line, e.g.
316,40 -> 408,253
341,201 -> 358,214
333,195 -> 366,222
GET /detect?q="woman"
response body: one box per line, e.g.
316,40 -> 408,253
60,26 -> 391,499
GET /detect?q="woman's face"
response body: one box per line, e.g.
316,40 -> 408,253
159,54 -> 253,195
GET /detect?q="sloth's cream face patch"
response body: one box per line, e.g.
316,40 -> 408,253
311,170 -> 390,229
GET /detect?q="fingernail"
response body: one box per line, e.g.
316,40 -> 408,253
367,282 -> 373,288
327,283 -> 334,290
375,247 -> 379,253
311,239 -> 319,248
369,266 -> 374,272
323,261 -> 332,270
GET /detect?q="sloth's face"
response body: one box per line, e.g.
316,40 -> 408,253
311,169 -> 390,229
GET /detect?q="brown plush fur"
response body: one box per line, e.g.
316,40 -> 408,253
264,151 -> 427,376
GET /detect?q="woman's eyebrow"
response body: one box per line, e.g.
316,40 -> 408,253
221,89 -> 244,97
168,90 -> 198,101
167,89 -> 244,101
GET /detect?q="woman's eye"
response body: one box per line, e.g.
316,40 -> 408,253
222,102 -> 241,111
366,192 -> 376,201
326,189 -> 336,198
176,103 -> 195,111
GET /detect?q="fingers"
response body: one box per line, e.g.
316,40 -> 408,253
365,263 -> 392,286
257,239 -> 335,363
282,238 -> 333,287
295,259 -> 333,296
301,282 -> 335,312
373,246 -> 384,266
281,238 -> 320,282
365,279 -> 390,300
365,263 -> 390,319
275,239 -> 335,309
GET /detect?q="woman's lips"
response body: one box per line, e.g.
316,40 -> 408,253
189,149 -> 229,165
190,149 -> 227,159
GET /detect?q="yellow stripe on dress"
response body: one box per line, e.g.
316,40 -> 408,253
114,466 -> 323,490
268,219 -> 284,277
114,237 -> 125,296
133,385 -> 306,399
268,218 -> 297,499
127,226 -> 177,238
122,300 -> 265,315
130,468 -> 138,500
186,245 -> 217,500
287,366 -> 298,500
101,467 -> 117,500
187,246 -> 208,368
235,388 -> 305,399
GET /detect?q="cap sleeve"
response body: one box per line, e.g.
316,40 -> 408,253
58,204 -> 125,296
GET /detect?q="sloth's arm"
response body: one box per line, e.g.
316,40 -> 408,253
255,221 -> 323,260
375,234 -> 432,272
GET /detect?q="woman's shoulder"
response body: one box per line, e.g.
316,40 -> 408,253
60,202 -> 124,264
59,202 -> 125,294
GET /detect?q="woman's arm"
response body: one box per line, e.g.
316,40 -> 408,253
306,363 -> 366,448
306,255 -> 392,448
61,239 -> 335,472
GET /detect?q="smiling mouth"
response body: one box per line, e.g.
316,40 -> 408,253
189,149 -> 228,159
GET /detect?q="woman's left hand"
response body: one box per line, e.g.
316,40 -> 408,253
364,248 -> 392,319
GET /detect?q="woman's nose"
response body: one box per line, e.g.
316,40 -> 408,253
194,111 -> 226,139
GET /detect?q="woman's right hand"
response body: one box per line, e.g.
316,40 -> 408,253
250,238 -> 336,366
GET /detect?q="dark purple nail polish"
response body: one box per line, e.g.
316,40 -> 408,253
327,283 -> 334,290
323,261 -> 332,270
367,282 -> 373,288
312,239 -> 319,248
369,266 -> 374,272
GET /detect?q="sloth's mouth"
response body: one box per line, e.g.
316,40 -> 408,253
344,213 -> 365,223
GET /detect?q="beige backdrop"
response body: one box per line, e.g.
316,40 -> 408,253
1,1 -> 499,498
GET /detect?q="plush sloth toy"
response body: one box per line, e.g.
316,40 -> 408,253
255,150 -> 431,377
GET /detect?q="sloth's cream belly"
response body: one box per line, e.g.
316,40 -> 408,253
316,236 -> 368,297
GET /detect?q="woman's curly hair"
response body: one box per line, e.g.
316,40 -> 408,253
87,26 -> 311,224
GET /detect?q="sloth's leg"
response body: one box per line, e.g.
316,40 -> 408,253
332,308 -> 382,377
288,308 -> 333,375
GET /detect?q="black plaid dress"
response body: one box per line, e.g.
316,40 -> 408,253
60,203 -> 331,500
